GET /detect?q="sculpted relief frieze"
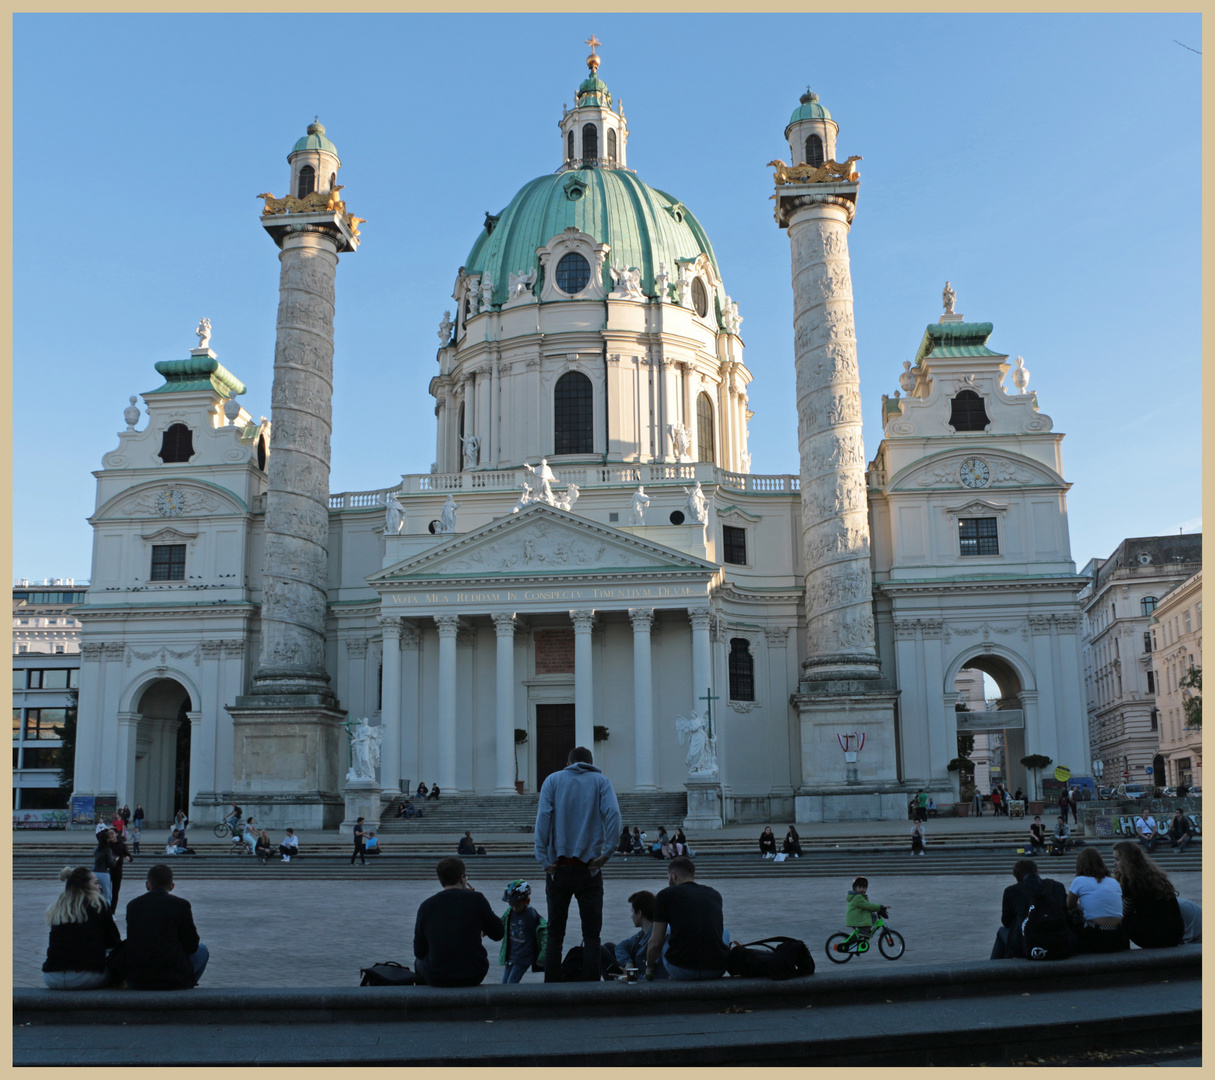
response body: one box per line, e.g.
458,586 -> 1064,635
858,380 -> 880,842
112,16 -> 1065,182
440,522 -> 644,575
120,487 -> 224,517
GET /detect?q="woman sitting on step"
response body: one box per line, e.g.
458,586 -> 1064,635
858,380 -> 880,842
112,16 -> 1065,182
759,826 -> 778,859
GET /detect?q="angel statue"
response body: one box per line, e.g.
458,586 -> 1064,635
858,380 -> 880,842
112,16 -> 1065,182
513,481 -> 534,513
346,718 -> 384,782
942,280 -> 956,315
437,311 -> 454,345
675,710 -> 718,776
385,492 -> 405,535
461,433 -> 480,470
195,317 -> 212,350
555,482 -> 580,512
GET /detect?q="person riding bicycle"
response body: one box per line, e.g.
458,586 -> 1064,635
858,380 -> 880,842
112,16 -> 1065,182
845,877 -> 888,941
225,804 -> 242,832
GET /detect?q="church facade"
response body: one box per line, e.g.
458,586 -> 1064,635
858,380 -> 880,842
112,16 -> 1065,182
70,49 -> 1089,829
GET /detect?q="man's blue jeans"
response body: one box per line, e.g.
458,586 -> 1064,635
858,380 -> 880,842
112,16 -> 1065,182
661,929 -> 730,981
544,864 -> 603,982
501,962 -> 529,983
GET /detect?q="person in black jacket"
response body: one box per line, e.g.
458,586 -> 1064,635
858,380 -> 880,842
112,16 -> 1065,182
413,857 -> 503,986
758,826 -> 778,858
1112,841 -> 1185,949
108,828 -> 134,915
123,864 -> 209,989
990,858 -> 1067,959
42,866 -> 121,989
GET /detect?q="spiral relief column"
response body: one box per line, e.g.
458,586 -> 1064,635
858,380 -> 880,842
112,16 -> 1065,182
228,121 -> 361,831
774,93 -> 898,821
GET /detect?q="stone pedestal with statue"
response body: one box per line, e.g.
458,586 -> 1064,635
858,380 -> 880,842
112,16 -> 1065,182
683,776 -> 723,832
340,717 -> 385,829
676,707 -> 722,830
341,778 -> 383,831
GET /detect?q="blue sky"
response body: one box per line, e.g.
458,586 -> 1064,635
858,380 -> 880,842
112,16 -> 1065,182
13,13 -> 1202,582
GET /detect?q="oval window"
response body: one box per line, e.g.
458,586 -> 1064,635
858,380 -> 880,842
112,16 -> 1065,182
691,277 -> 708,317
556,252 -> 592,295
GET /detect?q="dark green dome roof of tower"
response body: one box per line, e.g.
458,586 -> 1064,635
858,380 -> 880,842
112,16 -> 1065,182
576,73 -> 611,106
464,168 -> 726,314
788,89 -> 832,124
290,119 -> 339,158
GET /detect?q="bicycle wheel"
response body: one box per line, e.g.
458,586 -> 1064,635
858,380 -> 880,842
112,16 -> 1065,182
825,933 -> 854,964
878,928 -> 905,960
213,822 -> 230,838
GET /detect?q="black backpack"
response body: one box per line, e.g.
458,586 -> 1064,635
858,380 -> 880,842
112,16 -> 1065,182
726,936 -> 815,980
1020,887 -> 1072,960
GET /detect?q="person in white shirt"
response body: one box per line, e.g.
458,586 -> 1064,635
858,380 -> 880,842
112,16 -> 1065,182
1067,847 -> 1128,953
1134,811 -> 1159,853
241,818 -> 258,855
278,828 -> 299,862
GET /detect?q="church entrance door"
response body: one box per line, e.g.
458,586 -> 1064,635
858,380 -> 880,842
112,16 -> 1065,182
536,703 -> 576,787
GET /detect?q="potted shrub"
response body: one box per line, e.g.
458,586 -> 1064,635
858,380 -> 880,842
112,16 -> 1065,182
1020,753 -> 1052,814
948,756 -> 976,815
593,725 -> 610,742
514,728 -> 528,794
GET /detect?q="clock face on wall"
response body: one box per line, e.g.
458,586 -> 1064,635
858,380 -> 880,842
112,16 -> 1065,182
958,457 -> 990,488
156,487 -> 186,517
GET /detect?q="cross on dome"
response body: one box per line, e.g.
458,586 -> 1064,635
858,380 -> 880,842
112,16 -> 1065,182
585,34 -> 602,72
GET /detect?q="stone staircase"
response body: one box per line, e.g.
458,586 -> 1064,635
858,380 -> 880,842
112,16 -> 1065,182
377,791 -> 689,834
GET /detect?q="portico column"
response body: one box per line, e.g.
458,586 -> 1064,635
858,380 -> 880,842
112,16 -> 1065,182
629,608 -> 656,789
570,609 -> 597,749
435,615 -> 461,792
689,607 -> 713,717
185,710 -> 203,814
492,613 -> 518,794
379,616 -> 402,795
115,712 -> 139,810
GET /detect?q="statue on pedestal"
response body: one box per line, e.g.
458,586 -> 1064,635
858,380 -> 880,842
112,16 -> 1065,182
346,718 -> 383,782
385,493 -> 405,535
683,481 -> 707,524
942,281 -> 956,315
523,458 -> 557,505
630,485 -> 650,525
676,710 -> 718,776
195,317 -> 212,350
437,495 -> 460,533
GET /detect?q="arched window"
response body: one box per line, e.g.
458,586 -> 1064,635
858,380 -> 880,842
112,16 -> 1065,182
555,252 -> 591,295
567,130 -> 574,162
296,165 -> 315,199
158,423 -> 194,463
691,277 -> 708,317
607,128 -> 617,164
581,123 -> 598,162
256,434 -> 267,472
696,392 -> 715,463
457,401 -> 465,453
1141,596 -> 1159,616
948,390 -> 989,432
805,134 -> 824,167
729,638 -> 755,702
329,172 -> 336,190
554,371 -> 593,455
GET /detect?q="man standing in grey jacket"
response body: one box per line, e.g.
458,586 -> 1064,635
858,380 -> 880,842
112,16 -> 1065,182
534,746 -> 623,982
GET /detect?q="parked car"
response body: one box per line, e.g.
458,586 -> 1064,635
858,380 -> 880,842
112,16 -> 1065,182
1161,786 -> 1177,798
1189,786 -> 1201,797
1118,783 -> 1149,800
1098,785 -> 1117,799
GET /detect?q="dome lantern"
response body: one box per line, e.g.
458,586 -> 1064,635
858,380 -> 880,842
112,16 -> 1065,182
784,87 -> 839,167
287,117 -> 342,203
559,36 -> 628,170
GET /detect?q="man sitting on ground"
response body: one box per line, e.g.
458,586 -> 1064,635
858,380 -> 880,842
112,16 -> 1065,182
1168,809 -> 1196,854
413,856 -> 503,987
1028,815 -> 1048,854
123,864 -> 209,989
615,890 -> 663,978
1049,816 -> 1070,856
278,828 -> 299,862
645,856 -> 730,981
1135,810 -> 1159,853
990,858 -> 1067,959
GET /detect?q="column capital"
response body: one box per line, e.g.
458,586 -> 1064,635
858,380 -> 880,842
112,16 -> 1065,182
628,607 -> 655,632
378,615 -> 402,638
688,606 -> 712,631
400,624 -> 421,650
569,609 -> 597,633
492,612 -> 519,637
435,615 -> 463,638
116,711 -> 141,726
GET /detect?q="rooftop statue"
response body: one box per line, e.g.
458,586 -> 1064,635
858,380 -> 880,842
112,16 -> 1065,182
942,280 -> 956,314
767,156 -> 861,185
195,317 -> 212,350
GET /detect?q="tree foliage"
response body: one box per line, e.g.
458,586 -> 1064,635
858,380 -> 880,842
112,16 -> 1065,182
56,690 -> 79,796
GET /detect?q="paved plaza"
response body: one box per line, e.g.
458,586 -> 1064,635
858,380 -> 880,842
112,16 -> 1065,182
13,859 -> 1201,989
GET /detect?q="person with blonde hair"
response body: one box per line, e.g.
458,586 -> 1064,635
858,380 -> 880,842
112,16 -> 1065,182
1111,841 -> 1186,948
41,866 -> 121,989
1066,848 -> 1128,954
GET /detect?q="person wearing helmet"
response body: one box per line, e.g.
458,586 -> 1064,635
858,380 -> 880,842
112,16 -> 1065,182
499,879 -> 547,984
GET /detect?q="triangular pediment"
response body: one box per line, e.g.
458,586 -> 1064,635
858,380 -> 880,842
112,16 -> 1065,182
370,502 -> 716,585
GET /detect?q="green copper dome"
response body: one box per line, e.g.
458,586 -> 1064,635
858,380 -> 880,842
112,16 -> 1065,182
788,90 -> 832,125
464,168 -> 726,316
576,74 -> 611,107
289,120 -> 339,159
